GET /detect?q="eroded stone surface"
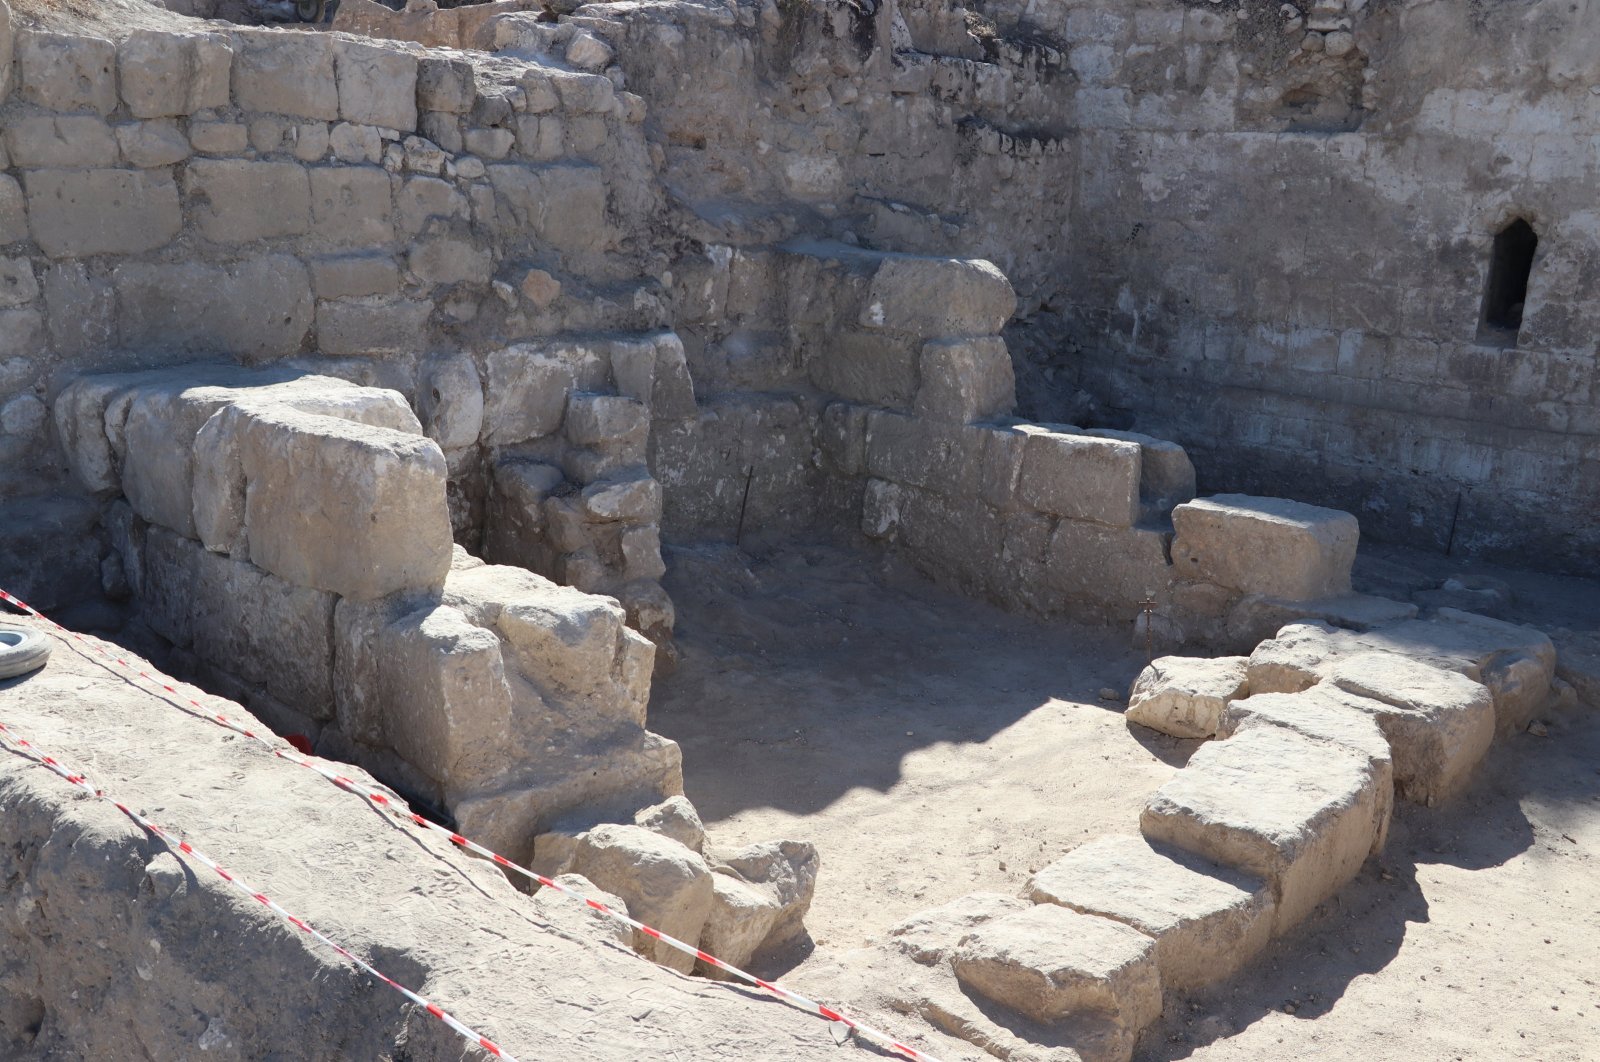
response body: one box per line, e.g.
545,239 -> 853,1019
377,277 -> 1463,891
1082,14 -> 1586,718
1126,655 -> 1250,739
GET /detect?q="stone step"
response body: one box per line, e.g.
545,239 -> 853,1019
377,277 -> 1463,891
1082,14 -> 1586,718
1141,724 -> 1384,936
950,903 -> 1162,1060
1027,835 -> 1275,992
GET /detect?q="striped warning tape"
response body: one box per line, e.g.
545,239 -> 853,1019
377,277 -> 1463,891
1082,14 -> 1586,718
0,589 -> 945,1062
0,717 -> 516,1061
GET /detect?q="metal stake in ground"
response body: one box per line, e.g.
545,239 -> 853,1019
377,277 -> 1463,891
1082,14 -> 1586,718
735,465 -> 755,547
1139,595 -> 1157,663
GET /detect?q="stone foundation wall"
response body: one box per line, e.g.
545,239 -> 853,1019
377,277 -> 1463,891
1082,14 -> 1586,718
55,367 -> 681,859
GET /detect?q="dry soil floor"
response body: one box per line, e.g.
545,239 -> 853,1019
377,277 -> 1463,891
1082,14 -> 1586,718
651,541 -> 1600,1062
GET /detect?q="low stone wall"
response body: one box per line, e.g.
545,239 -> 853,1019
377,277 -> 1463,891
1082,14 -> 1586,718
54,367 -> 680,859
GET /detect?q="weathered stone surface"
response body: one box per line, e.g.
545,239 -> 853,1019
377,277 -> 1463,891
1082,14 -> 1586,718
565,392 -> 649,450
25,170 -> 181,258
951,904 -> 1161,1030
417,353 -> 483,451
634,795 -> 705,853
1084,428 -> 1197,517
487,162 -> 610,255
482,341 -> 607,444
114,257 -> 314,362
408,237 -> 492,286
443,564 -> 651,729
116,119 -> 192,168
1227,592 -> 1419,649
239,407 -> 452,600
0,176 -> 25,244
188,160 -> 311,244
308,255 -> 399,300
5,116 -> 117,169
887,892 -> 1030,966
1172,495 -> 1359,601
308,166 -> 393,248
365,603 -> 513,790
1125,655 -> 1250,739
581,472 -> 661,522
1326,652 -> 1496,805
118,30 -> 231,118
859,255 -> 1016,336
187,120 -> 248,155
120,382 -> 245,537
1217,687 -> 1394,856
417,56 -> 475,113
569,824 -> 714,973
1246,621 -> 1340,694
16,30 -> 116,114
706,839 -> 819,953
335,40 -> 418,131
232,30 -> 339,120
914,337 -> 1016,423
316,295 -> 434,357
696,871 -> 781,977
1142,724 -> 1382,935
1018,428 -> 1141,527
190,548 -> 337,718
1028,835 -> 1275,992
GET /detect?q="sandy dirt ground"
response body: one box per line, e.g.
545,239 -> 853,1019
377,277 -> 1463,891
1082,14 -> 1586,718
652,540 -> 1600,1062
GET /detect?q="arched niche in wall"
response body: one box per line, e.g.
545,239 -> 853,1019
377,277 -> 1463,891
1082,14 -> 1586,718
1476,217 -> 1537,349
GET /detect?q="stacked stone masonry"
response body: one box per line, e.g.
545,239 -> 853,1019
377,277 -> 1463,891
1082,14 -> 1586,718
843,541 -> 1563,1062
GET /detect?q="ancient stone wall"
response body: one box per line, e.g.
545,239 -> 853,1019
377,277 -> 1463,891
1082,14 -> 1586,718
0,13 -> 688,638
574,0 -> 1600,576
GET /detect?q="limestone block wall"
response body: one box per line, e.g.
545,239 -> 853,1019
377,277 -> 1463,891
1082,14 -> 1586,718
576,0 -> 1600,577
53,367 -> 682,860
0,8 -> 696,638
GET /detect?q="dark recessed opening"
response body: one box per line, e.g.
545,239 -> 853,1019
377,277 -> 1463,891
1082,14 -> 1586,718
1476,217 -> 1537,348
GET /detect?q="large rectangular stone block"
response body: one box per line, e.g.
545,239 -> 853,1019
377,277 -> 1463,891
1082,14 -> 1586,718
114,258 -> 313,364
239,407 -> 453,601
192,549 -> 337,718
1018,427 -> 1141,527
335,39 -> 418,130
187,159 -> 311,243
308,165 -> 394,248
231,29 -> 339,120
1171,494 -> 1359,601
4,116 -> 117,169
16,30 -> 116,114
863,410 -> 984,497
482,341 -> 608,445
858,254 -> 1016,337
1142,725 -> 1383,936
25,170 -> 181,259
487,162 -> 610,255
355,603 -> 513,791
121,382 -> 249,537
1028,835 -> 1275,992
914,336 -> 1016,423
118,30 -> 232,118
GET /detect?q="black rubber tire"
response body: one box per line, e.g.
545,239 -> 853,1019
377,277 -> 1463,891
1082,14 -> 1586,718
294,0 -> 328,23
0,625 -> 50,680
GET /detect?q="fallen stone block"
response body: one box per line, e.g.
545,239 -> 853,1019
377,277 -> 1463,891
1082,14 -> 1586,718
1141,724 -> 1383,935
1326,652 -> 1496,805
1245,621 -> 1341,694
1028,835 -> 1275,992
569,824 -> 714,973
1125,655 -> 1250,739
1172,495 -> 1359,601
951,904 -> 1161,1031
696,872 -> 781,978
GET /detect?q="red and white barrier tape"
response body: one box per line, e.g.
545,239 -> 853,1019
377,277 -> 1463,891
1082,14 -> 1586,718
0,717 -> 516,1061
0,589 -> 944,1062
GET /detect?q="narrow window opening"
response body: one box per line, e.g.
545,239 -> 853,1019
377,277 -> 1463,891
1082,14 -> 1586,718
1477,218 -> 1537,347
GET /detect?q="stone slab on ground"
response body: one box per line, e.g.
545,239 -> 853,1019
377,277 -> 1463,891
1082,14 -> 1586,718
1141,724 -> 1383,935
1217,687 -> 1395,855
951,903 -> 1162,1032
0,621 -> 849,1061
1027,835 -> 1275,992
1125,655 -> 1249,739
1325,652 -> 1496,805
